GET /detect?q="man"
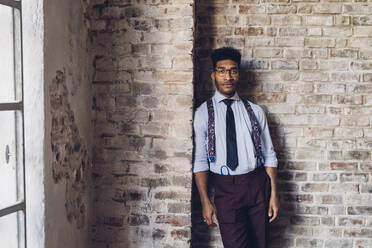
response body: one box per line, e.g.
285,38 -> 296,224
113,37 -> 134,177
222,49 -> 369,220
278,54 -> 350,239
193,47 -> 279,248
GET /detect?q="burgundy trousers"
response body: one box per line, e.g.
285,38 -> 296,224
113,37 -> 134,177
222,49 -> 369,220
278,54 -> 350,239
212,166 -> 271,248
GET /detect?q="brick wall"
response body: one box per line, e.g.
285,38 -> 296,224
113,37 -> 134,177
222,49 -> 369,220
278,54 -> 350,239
89,0 -> 194,247
85,0 -> 372,247
193,1 -> 372,248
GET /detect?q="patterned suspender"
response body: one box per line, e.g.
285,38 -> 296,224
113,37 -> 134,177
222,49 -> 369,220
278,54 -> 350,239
206,98 -> 265,166
242,99 -> 265,166
207,98 -> 216,163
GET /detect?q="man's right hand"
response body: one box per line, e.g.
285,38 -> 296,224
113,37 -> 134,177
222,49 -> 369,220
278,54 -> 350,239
194,171 -> 218,227
202,201 -> 218,227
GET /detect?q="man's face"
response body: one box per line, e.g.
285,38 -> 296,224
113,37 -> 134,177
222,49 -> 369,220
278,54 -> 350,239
211,59 -> 239,98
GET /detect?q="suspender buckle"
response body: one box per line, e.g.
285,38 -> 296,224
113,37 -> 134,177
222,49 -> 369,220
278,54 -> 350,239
208,156 -> 216,163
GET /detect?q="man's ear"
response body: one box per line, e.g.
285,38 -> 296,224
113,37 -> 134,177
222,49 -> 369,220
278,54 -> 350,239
211,71 -> 215,81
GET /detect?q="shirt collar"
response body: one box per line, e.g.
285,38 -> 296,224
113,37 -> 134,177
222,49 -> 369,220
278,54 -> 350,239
213,90 -> 241,103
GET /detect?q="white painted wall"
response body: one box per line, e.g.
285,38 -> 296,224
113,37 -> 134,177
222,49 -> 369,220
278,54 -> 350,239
23,0 -> 46,247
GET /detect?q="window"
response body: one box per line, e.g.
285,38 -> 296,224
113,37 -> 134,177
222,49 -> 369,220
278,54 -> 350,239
0,1 -> 26,248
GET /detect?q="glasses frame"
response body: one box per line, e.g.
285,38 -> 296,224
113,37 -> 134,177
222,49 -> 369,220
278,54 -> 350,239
214,67 -> 240,77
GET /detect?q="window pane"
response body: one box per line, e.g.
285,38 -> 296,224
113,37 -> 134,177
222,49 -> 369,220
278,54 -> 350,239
0,111 -> 24,210
0,211 -> 25,248
0,5 -> 22,103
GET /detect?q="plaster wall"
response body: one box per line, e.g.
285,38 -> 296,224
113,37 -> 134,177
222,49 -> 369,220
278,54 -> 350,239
43,0 -> 94,247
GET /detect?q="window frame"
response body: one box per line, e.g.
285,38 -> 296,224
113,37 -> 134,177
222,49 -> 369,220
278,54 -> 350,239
0,0 -> 27,247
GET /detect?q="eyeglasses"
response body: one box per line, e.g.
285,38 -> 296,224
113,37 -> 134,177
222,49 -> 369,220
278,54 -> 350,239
215,68 -> 239,76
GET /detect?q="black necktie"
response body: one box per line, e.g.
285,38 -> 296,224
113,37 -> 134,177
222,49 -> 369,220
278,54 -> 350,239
222,99 -> 238,170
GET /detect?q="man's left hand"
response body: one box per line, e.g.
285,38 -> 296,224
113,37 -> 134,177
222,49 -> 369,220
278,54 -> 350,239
268,194 -> 279,223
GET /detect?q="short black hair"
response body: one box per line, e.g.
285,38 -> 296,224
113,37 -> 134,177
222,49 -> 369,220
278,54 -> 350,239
211,47 -> 241,69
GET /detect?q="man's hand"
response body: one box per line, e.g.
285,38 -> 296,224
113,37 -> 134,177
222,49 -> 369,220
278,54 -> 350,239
268,193 -> 279,223
202,201 -> 218,226
194,171 -> 219,227
265,167 -> 279,223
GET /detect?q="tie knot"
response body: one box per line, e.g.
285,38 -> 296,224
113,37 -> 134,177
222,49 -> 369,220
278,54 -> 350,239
222,99 -> 234,107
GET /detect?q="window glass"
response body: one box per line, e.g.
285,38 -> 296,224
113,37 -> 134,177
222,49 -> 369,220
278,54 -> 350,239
0,110 -> 24,209
0,211 -> 25,248
0,5 -> 22,103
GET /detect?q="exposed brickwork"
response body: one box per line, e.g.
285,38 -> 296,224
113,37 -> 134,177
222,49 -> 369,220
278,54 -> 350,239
50,70 -> 91,229
77,0 -> 372,246
89,0 -> 194,247
193,1 -> 372,247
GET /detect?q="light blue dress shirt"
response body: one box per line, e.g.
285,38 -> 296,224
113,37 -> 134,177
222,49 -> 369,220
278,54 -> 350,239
193,90 -> 278,175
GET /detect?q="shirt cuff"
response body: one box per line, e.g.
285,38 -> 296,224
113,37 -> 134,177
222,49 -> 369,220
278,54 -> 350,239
193,163 -> 209,173
263,158 -> 278,168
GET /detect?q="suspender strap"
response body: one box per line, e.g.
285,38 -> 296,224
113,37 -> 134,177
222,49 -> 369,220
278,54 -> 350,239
242,99 -> 265,166
207,98 -> 216,163
206,98 -> 265,166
